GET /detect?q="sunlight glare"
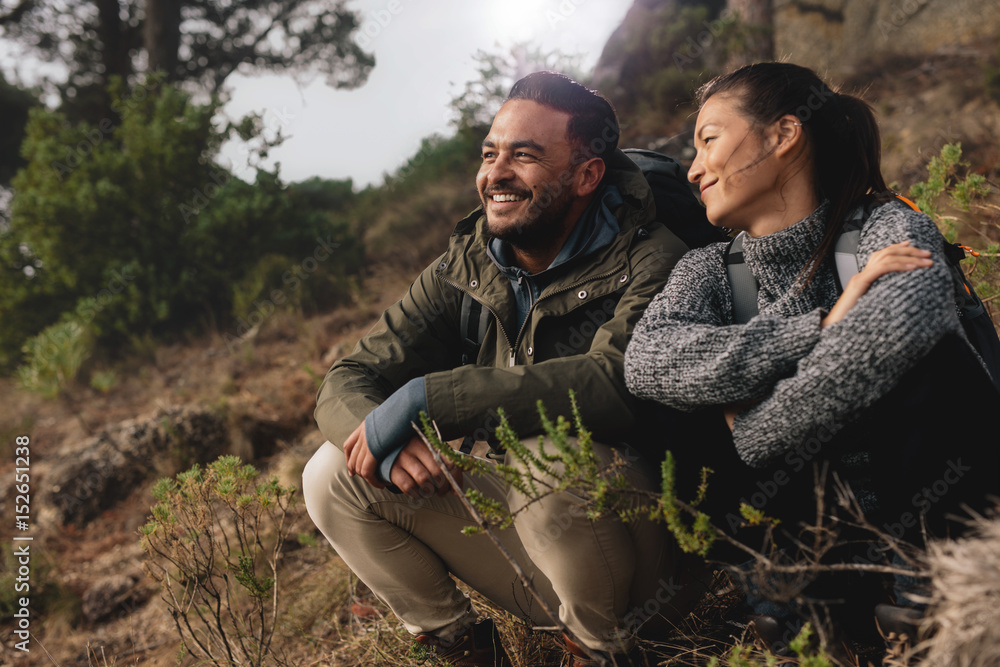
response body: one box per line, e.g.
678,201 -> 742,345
488,0 -> 545,44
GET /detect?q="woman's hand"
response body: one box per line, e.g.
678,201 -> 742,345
821,241 -> 933,328
723,398 -> 763,430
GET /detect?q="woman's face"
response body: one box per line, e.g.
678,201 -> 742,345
688,94 -> 785,231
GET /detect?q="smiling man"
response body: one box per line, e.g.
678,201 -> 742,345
303,72 -> 690,666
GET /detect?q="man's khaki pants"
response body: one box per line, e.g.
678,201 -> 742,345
302,437 -> 676,653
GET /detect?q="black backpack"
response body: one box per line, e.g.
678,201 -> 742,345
725,196 -> 1000,395
621,148 -> 728,250
458,148 -> 721,364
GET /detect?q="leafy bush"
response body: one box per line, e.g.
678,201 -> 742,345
140,456 -> 297,666
0,77 -> 362,369
908,142 -> 990,232
906,142 -> 999,319
16,317 -> 94,397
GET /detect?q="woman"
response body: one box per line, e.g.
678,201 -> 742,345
624,62 -> 998,647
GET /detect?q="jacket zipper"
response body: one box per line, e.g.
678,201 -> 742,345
511,263 -> 626,352
441,262 -> 626,367
437,274 -> 518,366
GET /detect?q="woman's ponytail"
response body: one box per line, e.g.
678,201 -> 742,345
807,91 -> 888,282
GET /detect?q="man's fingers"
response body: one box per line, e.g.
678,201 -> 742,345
343,423 -> 365,475
438,466 -> 463,496
389,461 -> 437,500
358,450 -> 383,487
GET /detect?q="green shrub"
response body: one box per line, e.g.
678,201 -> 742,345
0,77 -> 363,369
908,142 -> 990,235
140,456 -> 297,667
16,318 -> 94,397
89,368 -> 118,393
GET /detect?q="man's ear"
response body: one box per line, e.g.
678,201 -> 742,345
574,157 -> 606,197
774,114 -> 805,158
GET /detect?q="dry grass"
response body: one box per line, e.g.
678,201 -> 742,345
918,507 -> 1000,667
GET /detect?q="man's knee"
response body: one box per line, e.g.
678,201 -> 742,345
302,441 -> 353,517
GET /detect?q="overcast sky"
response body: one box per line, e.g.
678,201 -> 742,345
217,0 -> 634,187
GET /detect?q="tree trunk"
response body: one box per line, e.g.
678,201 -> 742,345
96,0 -> 133,116
726,0 -> 774,69
143,0 -> 181,78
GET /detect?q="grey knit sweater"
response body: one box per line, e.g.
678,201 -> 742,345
624,200 -> 961,468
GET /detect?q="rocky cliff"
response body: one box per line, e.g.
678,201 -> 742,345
775,0 -> 1000,77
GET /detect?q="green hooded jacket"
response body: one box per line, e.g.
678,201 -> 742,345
314,150 -> 688,456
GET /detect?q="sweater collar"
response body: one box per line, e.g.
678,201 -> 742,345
742,202 -> 829,291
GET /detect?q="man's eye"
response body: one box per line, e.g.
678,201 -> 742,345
482,151 -> 495,160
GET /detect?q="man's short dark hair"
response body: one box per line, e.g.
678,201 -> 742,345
505,71 -> 620,160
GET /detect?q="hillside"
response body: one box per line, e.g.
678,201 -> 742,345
2,2 -> 999,665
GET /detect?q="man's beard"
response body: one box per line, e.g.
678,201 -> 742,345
482,184 -> 575,251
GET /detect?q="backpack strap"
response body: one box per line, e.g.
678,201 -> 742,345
832,206 -> 867,290
459,290 -> 491,365
725,232 -> 760,324
729,196 -> 919,310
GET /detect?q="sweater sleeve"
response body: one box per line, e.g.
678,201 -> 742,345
732,202 -> 960,467
624,243 -> 823,410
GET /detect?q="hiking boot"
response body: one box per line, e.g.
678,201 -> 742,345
414,617 -> 510,666
563,634 -> 649,667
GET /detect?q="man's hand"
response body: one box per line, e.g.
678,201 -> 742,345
389,437 -> 463,500
343,422 -> 385,489
343,422 -> 463,499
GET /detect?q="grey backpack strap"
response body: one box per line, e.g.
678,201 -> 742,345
459,291 -> 491,365
833,208 -> 866,290
725,232 -> 760,324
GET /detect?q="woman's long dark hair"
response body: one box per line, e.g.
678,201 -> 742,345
696,62 -> 889,283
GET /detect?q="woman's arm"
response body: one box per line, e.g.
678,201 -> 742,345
625,243 -> 825,410
731,202 -> 959,467
822,240 -> 933,328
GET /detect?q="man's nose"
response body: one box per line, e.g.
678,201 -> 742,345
487,152 -> 515,184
